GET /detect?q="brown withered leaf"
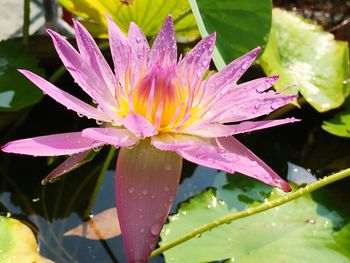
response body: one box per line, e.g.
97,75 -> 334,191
64,208 -> 121,240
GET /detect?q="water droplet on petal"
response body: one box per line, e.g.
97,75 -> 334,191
142,189 -> 148,195
250,161 -> 258,167
77,113 -> 84,118
241,61 -> 250,70
164,186 -> 170,192
164,164 -> 172,171
150,223 -> 162,236
128,187 -> 135,194
136,36 -> 142,43
140,228 -> 145,233
96,120 -> 103,125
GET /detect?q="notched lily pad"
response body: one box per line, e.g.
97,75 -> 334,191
160,173 -> 350,262
0,216 -> 52,262
59,0 -> 199,42
260,8 -> 349,112
0,40 -> 44,112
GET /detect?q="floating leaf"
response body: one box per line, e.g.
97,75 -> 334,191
260,9 -> 350,112
0,40 -> 44,112
59,0 -> 199,42
189,0 -> 272,70
160,173 -> 350,262
0,216 -> 53,262
322,99 -> 350,138
64,208 -> 121,240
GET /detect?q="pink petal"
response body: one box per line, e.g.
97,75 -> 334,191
1,132 -> 103,156
177,33 -> 216,84
106,15 -> 132,87
44,151 -> 91,183
18,70 -> 111,122
151,134 -> 290,191
82,127 -> 139,147
73,20 -> 117,97
215,136 -> 291,191
149,16 -> 177,66
128,22 -> 150,81
122,113 -> 158,138
184,118 -> 300,137
116,140 -> 182,262
46,29 -> 121,125
204,47 -> 261,97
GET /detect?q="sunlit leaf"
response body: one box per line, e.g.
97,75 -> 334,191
189,0 -> 272,70
160,173 -> 350,262
260,8 -> 350,112
0,40 -> 44,112
64,208 -> 120,240
0,216 -> 53,262
59,0 -> 199,42
322,99 -> 350,138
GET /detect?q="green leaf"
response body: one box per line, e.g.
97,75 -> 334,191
0,216 -> 52,262
58,0 -> 199,42
189,0 -> 272,70
160,173 -> 350,262
0,40 -> 44,112
322,99 -> 350,138
260,8 -> 350,112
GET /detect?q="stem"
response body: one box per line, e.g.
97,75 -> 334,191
82,146 -> 116,219
151,167 -> 350,257
23,0 -> 31,48
173,9 -> 192,25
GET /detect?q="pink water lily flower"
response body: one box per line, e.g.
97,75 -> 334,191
2,15 -> 298,262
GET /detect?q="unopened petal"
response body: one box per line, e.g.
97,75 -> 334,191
1,132 -> 104,156
116,140 -> 182,262
123,113 -> 158,138
19,70 -> 111,122
149,16 -> 177,66
82,127 -> 139,147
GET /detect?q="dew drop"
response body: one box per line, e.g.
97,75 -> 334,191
6,212 -> 11,218
150,223 -> 162,236
77,113 -> 84,118
96,120 -> 103,125
32,197 -> 40,202
140,228 -> 145,233
241,61 -> 250,70
142,189 -> 148,195
164,164 -> 172,171
135,36 -> 142,43
164,186 -> 170,192
256,86 -> 266,93
128,187 -> 135,194
93,146 -> 102,152
250,161 -> 258,167
151,194 -> 156,199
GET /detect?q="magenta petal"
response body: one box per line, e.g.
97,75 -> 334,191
177,33 -> 216,83
116,140 -> 182,262
46,29 -> 121,125
44,151 -> 90,182
184,118 -> 300,137
151,134 -> 193,151
73,20 -> 116,97
128,22 -> 149,80
18,70 -> 111,122
82,127 -> 139,147
215,136 -> 291,191
204,47 -> 261,96
1,132 -> 103,156
122,113 -> 158,138
149,16 -> 177,66
106,15 -> 132,87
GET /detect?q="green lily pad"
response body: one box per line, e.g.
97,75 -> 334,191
0,40 -> 44,112
189,0 -> 272,70
160,173 -> 350,262
260,8 -> 350,112
0,216 -> 52,262
322,99 -> 350,138
58,0 -> 199,42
